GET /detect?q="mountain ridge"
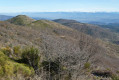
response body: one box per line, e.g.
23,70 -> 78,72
54,19 -> 119,42
0,15 -> 119,80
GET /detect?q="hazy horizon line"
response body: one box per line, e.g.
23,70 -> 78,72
1,11 -> 119,14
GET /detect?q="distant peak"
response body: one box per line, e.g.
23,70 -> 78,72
15,15 -> 31,18
7,15 -> 36,25
16,15 -> 27,17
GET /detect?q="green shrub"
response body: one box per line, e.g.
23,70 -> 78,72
0,51 -> 8,66
84,62 -> 91,69
0,66 -> 4,76
111,74 -> 119,80
14,63 -> 34,77
13,46 -> 21,56
0,51 -> 34,78
3,61 -> 14,76
21,47 -> 40,70
1,46 -> 12,57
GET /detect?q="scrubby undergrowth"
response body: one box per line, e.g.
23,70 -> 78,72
0,50 -> 34,80
0,15 -> 119,80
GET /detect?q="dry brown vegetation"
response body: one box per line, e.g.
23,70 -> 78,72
54,19 -> 119,41
0,15 -> 119,80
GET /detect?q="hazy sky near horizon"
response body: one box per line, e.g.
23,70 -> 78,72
0,0 -> 119,12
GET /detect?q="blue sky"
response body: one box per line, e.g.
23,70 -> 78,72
0,0 -> 119,12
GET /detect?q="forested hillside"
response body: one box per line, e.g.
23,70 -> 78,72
0,15 -> 119,80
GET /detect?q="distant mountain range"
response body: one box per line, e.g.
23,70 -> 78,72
1,12 -> 119,24
0,15 -> 13,21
